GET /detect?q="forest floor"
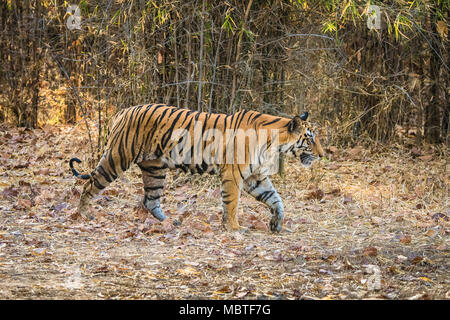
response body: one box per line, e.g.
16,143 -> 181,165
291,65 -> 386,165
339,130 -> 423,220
0,122 -> 448,300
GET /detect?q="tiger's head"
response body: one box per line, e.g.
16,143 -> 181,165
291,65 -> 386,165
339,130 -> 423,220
283,112 -> 325,167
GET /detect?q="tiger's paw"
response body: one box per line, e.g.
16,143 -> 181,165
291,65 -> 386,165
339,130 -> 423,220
269,217 -> 282,233
224,223 -> 248,233
236,226 -> 249,234
150,207 -> 167,221
78,204 -> 94,221
80,210 -> 94,221
84,214 -> 95,221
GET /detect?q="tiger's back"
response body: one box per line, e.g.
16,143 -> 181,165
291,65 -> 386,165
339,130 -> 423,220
105,104 -> 271,174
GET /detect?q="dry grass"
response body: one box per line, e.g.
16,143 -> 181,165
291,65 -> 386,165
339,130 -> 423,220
0,123 -> 448,300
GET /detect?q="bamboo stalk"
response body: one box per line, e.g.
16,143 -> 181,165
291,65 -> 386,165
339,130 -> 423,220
197,0 -> 205,111
208,9 -> 225,113
229,0 -> 253,113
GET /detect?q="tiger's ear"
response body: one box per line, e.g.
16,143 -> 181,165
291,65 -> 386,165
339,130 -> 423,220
288,116 -> 302,133
300,111 -> 309,121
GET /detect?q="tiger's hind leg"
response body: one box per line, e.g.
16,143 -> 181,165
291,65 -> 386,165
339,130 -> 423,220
138,160 -> 167,221
244,175 -> 284,233
78,151 -> 122,220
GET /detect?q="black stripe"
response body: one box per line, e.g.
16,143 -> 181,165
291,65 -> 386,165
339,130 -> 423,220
124,106 -> 139,148
155,145 -> 163,157
161,109 -> 184,149
93,179 -> 105,190
156,107 -> 170,127
145,194 -> 161,201
246,111 -> 259,124
143,108 -> 168,151
248,179 -> 262,193
195,164 -> 204,174
262,118 -> 281,126
131,107 -> 152,162
137,105 -> 164,154
107,152 -> 118,180
144,186 -> 163,192
118,134 -> 128,172
234,110 -> 248,131
183,115 -> 195,133
180,110 -> 193,127
250,113 -> 262,123
150,175 -> 166,180
237,165 -> 245,181
213,114 -> 221,129
229,113 -> 236,129
224,115 -> 228,130
97,165 -> 112,183
139,164 -> 167,173
125,109 -> 140,162
201,113 -> 209,134
256,190 -> 273,202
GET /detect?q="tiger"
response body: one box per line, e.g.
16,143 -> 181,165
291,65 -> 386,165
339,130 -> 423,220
69,103 -> 324,233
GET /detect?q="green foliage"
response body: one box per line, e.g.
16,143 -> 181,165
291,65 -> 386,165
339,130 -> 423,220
222,9 -> 236,37
78,0 -> 88,13
393,14 -> 413,41
243,28 -> 257,42
321,20 -> 337,34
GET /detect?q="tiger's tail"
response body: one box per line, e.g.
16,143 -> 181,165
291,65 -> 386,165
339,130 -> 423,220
69,158 -> 91,179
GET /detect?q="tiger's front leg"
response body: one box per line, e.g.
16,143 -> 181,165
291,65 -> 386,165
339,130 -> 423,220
244,175 -> 284,233
220,165 -> 245,232
138,160 -> 167,221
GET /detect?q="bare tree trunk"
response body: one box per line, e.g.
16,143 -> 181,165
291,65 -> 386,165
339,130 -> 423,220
440,4 -> 449,143
197,0 -> 205,111
424,10 -> 442,143
30,0 -> 41,128
174,27 -> 180,107
208,13 -> 224,113
185,25 -> 192,109
278,66 -> 286,178
229,0 -> 253,113
64,30 -> 77,124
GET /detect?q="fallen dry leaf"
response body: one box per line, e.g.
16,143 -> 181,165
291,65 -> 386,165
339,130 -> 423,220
214,285 -> 232,294
399,235 -> 411,244
343,193 -> 353,204
418,155 -> 433,162
17,199 -> 32,210
306,189 -> 324,201
362,247 -> 378,257
32,248 -> 47,256
176,267 -> 200,277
